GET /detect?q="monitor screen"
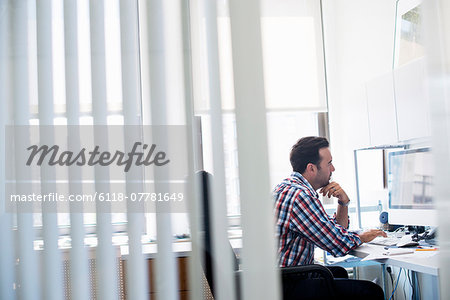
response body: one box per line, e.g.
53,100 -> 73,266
388,148 -> 437,226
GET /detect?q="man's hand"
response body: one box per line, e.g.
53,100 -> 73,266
358,229 -> 387,243
319,182 -> 350,204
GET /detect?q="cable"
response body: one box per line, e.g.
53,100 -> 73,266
407,270 -> 414,299
387,267 -> 395,300
393,226 -> 407,234
389,268 -> 402,300
415,272 -> 420,298
386,266 -> 394,300
402,270 -> 407,300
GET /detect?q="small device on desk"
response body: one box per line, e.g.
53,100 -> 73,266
382,247 -> 415,256
420,227 -> 438,245
368,232 -> 419,247
368,236 -> 399,247
396,235 -> 419,247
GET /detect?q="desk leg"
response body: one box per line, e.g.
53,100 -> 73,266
381,264 -> 387,300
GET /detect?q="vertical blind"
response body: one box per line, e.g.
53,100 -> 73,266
64,0 -> 90,299
120,0 -> 148,299
228,0 -> 281,299
36,1 -> 64,299
0,0 -> 281,299
12,1 -> 41,299
0,2 -> 16,299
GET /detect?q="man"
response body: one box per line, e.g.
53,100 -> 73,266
274,136 -> 386,267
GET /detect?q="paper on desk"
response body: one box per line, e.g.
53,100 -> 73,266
361,248 -> 415,262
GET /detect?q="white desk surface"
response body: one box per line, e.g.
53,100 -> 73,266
121,240 -> 439,276
350,244 -> 439,276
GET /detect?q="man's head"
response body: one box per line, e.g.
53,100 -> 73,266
290,136 -> 335,190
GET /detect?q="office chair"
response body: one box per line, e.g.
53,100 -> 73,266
198,171 -> 340,300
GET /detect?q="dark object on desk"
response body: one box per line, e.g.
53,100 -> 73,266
423,227 -> 437,240
400,227 -> 438,246
199,170 -> 384,300
396,235 -> 419,248
407,225 -> 426,234
421,227 -> 438,245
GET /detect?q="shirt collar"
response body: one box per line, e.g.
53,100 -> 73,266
290,171 -> 318,198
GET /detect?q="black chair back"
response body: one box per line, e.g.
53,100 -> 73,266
198,170 -> 240,299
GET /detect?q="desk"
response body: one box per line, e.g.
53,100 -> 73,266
350,244 -> 439,276
349,244 -> 440,300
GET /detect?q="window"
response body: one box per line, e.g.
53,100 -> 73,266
190,0 -> 328,231
8,0 -> 329,237
20,0 -> 127,231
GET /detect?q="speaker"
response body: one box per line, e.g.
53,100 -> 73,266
379,211 -> 388,224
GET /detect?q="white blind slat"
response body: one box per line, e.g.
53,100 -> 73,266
36,0 -> 64,298
120,0 -> 149,299
0,2 -> 16,299
12,0 -> 41,299
64,0 -> 90,299
229,0 -> 281,299
180,0 -> 205,298
203,0 -> 237,299
145,0 -> 179,299
89,0 -> 119,299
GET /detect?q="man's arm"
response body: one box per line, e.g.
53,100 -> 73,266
335,202 -> 349,228
359,229 -> 387,242
320,182 -> 349,228
320,182 -> 387,242
290,190 -> 362,257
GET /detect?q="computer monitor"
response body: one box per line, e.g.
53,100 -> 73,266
388,147 -> 437,226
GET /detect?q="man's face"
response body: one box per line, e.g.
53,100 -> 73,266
315,147 -> 335,188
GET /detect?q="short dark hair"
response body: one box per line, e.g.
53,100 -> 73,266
290,136 -> 329,173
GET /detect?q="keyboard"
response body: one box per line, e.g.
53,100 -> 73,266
368,236 -> 400,247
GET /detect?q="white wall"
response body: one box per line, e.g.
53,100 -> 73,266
322,0 -> 396,200
321,2 -> 449,298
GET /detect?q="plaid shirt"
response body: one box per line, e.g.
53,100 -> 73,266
274,172 -> 362,266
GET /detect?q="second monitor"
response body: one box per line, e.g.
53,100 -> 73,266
388,147 -> 437,226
